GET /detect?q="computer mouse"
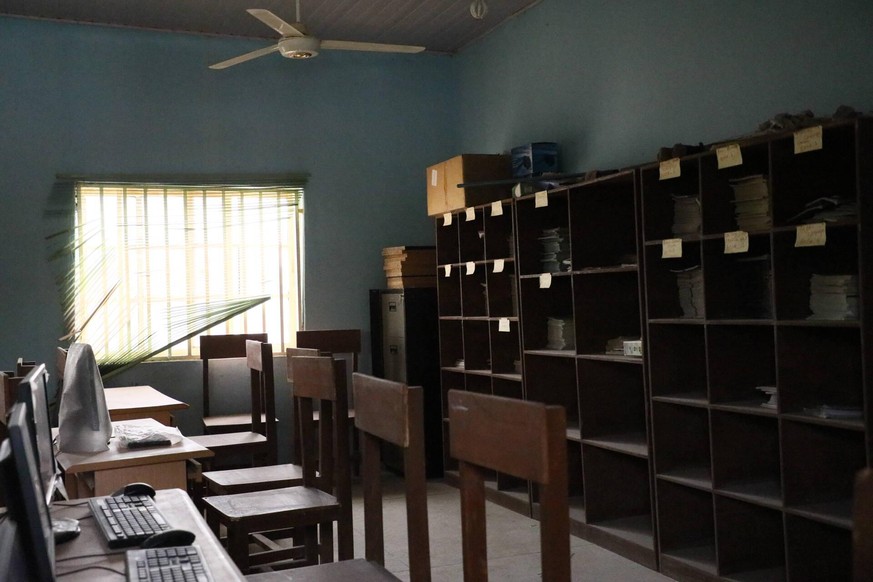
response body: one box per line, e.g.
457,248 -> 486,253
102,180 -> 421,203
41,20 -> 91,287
112,482 -> 156,498
141,529 -> 196,549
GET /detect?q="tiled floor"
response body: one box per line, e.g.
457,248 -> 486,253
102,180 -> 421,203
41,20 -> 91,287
350,478 -> 673,581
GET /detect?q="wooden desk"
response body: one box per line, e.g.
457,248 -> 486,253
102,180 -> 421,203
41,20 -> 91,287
105,385 -> 188,425
56,419 -> 213,498
52,488 -> 245,581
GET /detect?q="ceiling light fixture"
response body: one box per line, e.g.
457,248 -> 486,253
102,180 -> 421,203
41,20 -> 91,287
470,0 -> 488,20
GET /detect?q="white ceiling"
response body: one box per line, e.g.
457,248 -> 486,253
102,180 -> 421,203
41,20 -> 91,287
0,0 -> 543,55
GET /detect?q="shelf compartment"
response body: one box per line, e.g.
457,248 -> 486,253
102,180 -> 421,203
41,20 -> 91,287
699,142 -> 771,235
707,324 -> 776,408
645,240 -> 704,320
518,274 -> 575,352
491,375 -> 523,400
648,324 -> 707,401
573,271 -> 642,354
784,515 -> 851,581
515,190 -> 570,276
714,496 -> 785,579
486,262 -> 518,317
524,352 -> 580,430
437,265 -> 462,316
641,158 -> 702,242
578,358 -> 647,446
583,446 -> 653,527
711,411 -> 782,508
653,402 -> 712,489
781,420 -> 863,528
702,234 -> 773,319
489,319 -> 521,376
770,123 -> 857,228
439,370 -> 465,422
441,418 -> 458,472
772,225 -> 859,321
533,439 -> 583,508
460,263 -> 488,317
656,480 -> 718,578
776,326 -> 862,417
435,215 -> 460,265
458,207 -> 485,262
483,199 -> 515,261
438,320 -> 464,370
461,319 -> 491,373
568,171 -> 639,269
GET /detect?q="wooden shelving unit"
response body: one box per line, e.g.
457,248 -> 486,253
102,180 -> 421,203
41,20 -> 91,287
434,117 -> 872,580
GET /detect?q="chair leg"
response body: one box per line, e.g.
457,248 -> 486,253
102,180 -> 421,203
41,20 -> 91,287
227,523 -> 250,573
318,522 -> 334,564
304,525 -> 319,565
205,507 -> 220,539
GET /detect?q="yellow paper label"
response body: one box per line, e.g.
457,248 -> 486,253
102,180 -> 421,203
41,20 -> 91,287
659,158 -> 681,180
498,318 -> 510,333
535,190 -> 549,208
795,222 -> 826,247
442,213 -> 452,227
465,261 -> 476,275
794,126 -> 823,154
491,201 -> 504,217
662,238 -> 683,258
539,273 -> 552,288
493,259 -> 505,273
465,207 -> 475,222
443,265 -> 451,277
716,144 -> 743,169
724,231 -> 749,254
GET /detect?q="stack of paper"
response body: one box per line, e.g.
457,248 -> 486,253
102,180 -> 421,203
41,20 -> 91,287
672,195 -> 701,235
605,336 -> 636,355
546,317 -> 575,350
539,227 -> 571,273
787,196 -> 857,224
809,274 -> 858,320
804,404 -> 863,420
730,175 -> 771,231
756,385 -> 778,410
674,266 -> 704,318
383,246 -> 436,289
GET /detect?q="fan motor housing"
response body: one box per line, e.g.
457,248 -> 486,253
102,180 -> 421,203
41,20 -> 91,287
279,36 -> 321,59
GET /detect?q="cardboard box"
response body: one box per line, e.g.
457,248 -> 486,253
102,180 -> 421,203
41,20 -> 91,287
511,142 -> 559,178
426,154 -> 511,216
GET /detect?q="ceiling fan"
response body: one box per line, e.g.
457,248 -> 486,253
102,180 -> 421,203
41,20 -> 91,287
209,0 -> 426,69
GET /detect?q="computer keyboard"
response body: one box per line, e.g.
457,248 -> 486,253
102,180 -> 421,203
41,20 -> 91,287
126,546 -> 213,582
88,494 -> 171,549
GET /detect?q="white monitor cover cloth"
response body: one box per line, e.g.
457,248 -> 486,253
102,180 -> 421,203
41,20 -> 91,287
57,343 -> 112,453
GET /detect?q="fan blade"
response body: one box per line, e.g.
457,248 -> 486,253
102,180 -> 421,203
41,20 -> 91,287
320,39 -> 425,53
247,9 -> 305,37
209,44 -> 279,69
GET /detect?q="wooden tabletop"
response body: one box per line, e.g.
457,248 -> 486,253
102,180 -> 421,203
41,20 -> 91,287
104,385 -> 188,415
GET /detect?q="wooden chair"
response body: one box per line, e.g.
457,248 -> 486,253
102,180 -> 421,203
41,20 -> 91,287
448,389 -> 570,582
202,354 -> 353,573
246,373 -> 431,582
190,340 -> 277,469
200,332 -> 269,434
201,347 -> 320,496
855,467 -> 873,581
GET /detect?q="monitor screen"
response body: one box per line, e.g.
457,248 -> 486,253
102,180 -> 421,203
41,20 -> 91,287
1,403 -> 56,581
18,363 -> 59,505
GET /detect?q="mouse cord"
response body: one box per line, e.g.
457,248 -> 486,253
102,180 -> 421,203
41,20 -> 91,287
56,565 -> 124,577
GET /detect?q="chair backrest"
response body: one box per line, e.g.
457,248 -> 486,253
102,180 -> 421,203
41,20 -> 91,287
353,373 -> 430,582
246,340 -> 277,465
285,347 -> 321,383
448,389 -> 570,582
16,358 -> 36,377
855,468 -> 873,581
289,354 -> 354,561
296,329 -> 361,373
200,333 -> 268,418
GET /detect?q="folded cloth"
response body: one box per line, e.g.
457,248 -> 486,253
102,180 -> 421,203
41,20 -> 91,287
58,343 -> 112,453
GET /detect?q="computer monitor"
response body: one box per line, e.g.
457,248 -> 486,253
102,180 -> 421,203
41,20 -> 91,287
0,403 -> 56,581
18,363 -> 59,505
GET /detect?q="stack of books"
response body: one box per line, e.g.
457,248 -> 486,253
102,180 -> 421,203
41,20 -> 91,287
546,317 -> 575,350
809,273 -> 858,320
729,175 -> 771,231
756,385 -> 778,410
539,227 -> 571,273
674,266 -> 704,318
672,194 -> 701,235
382,246 -> 436,289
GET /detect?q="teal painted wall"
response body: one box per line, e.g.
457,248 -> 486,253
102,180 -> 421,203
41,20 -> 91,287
456,0 -> 873,170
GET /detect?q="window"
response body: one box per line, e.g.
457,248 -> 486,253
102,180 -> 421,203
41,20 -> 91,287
67,179 -> 304,373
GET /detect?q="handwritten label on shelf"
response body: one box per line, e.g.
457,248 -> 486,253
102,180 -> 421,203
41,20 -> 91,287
494,259 -> 505,273
716,144 -> 743,169
535,190 -> 549,208
491,201 -> 504,217
466,261 -> 476,275
659,158 -> 681,180
661,238 -> 683,258
465,207 -> 475,222
795,222 -> 827,247
431,169 -> 438,187
794,125 -> 823,154
444,265 -> 451,277
498,318 -> 511,332
724,230 -> 749,254
442,213 -> 452,226
539,273 -> 552,289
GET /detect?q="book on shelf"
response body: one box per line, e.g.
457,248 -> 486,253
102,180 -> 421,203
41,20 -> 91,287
808,273 -> 859,320
672,194 -> 701,235
546,316 -> 575,350
672,265 -> 704,318
539,227 -> 570,273
786,196 -> 857,224
730,175 -> 771,230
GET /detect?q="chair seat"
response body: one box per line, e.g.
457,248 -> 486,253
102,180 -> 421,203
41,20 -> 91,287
204,485 -> 338,522
204,412 -> 274,433
203,463 -> 305,495
189,431 -> 267,455
245,559 -> 399,581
